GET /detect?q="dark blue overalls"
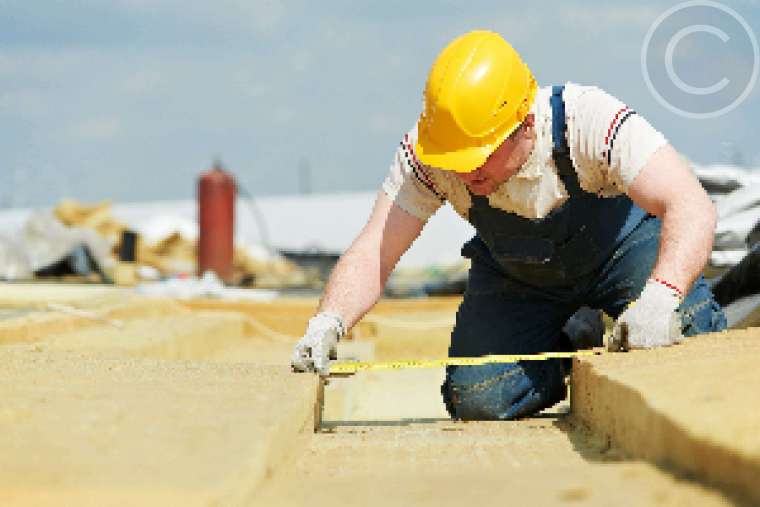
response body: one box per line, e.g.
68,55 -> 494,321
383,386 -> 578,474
441,85 -> 726,420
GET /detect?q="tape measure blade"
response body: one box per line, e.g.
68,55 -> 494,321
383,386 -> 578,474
328,350 -> 600,375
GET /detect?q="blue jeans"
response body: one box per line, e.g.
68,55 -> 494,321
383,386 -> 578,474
442,216 -> 727,420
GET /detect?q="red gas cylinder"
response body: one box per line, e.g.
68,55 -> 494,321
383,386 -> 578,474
198,163 -> 236,283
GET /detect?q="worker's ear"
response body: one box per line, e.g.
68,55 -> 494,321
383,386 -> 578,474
522,113 -> 535,131
508,114 -> 535,142
512,114 -> 535,141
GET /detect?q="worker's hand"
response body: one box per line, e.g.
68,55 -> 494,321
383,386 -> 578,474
290,312 -> 346,376
609,280 -> 683,351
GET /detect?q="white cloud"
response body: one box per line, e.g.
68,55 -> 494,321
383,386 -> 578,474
0,48 -> 105,81
386,54 -> 403,69
67,117 -> 122,140
290,49 -> 313,73
322,25 -> 351,49
122,69 -> 164,95
245,82 -> 270,98
368,112 -> 400,135
557,4 -> 661,32
243,0 -> 287,35
0,52 -> 21,77
0,90 -> 46,117
229,66 -> 271,97
273,107 -> 295,125
113,0 -> 291,37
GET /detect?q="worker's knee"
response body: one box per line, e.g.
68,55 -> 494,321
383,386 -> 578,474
680,276 -> 727,336
441,362 -> 566,421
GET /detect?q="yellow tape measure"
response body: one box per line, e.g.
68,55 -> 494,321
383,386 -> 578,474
329,350 -> 601,375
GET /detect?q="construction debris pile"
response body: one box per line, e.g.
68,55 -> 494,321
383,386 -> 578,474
0,199 -> 320,290
698,165 -> 760,267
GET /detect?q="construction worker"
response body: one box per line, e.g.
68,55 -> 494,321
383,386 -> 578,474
292,30 -> 727,420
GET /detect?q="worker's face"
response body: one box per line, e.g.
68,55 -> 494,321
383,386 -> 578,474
454,114 -> 535,196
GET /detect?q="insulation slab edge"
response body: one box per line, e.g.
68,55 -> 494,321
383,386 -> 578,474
571,329 -> 760,504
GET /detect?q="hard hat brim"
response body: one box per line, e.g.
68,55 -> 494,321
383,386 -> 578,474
415,121 -> 520,174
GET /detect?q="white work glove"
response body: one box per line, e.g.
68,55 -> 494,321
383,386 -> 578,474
290,312 -> 346,376
608,279 -> 684,351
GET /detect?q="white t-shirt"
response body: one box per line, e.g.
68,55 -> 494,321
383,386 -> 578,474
382,82 -> 668,221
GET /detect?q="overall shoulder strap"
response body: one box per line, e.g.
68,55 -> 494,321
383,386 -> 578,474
550,84 -> 574,176
550,85 -> 568,156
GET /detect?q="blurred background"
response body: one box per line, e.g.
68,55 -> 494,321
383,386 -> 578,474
0,0 -> 758,298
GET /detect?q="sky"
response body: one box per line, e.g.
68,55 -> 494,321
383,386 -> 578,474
1,0 -> 759,208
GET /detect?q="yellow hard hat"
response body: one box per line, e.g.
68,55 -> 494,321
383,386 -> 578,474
415,31 -> 537,173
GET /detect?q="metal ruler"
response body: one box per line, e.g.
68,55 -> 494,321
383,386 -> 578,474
328,349 -> 601,375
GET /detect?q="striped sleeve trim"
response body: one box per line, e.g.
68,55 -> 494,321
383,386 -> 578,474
604,107 -> 638,165
401,134 -> 445,202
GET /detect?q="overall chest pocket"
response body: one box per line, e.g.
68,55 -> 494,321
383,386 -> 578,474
491,234 -> 555,264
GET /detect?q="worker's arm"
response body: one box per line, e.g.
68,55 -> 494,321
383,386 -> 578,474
318,190 -> 426,329
291,190 -> 426,374
568,85 -> 715,293
626,143 -> 717,294
610,143 -> 716,350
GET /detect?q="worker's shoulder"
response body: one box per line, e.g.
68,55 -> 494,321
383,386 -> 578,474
535,81 -> 606,95
561,81 -> 626,107
532,82 -> 621,118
